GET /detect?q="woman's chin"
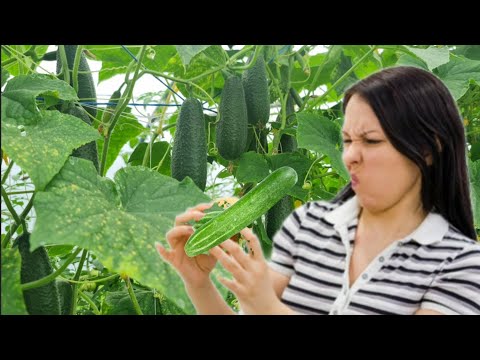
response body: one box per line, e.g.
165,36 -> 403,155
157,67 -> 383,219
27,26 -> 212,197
355,193 -> 385,214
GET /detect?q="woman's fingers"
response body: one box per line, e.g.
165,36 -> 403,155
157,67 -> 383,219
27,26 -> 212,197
216,276 -> 241,294
209,246 -> 246,283
175,210 -> 208,226
165,225 -> 194,247
155,242 -> 176,265
240,227 -> 264,260
219,239 -> 251,270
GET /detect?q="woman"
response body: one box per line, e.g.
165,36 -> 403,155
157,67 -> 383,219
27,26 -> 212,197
156,66 -> 480,315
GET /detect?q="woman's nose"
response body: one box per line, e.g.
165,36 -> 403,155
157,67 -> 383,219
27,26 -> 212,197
342,142 -> 361,169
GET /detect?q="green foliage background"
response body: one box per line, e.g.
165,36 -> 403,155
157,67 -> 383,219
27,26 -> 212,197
2,45 -> 479,315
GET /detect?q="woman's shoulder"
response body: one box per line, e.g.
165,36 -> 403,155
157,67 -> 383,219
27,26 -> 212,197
442,226 -> 479,247
442,226 -> 480,254
425,224 -> 480,261
295,199 -> 340,220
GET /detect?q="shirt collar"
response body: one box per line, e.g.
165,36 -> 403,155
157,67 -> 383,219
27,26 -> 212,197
323,195 -> 449,245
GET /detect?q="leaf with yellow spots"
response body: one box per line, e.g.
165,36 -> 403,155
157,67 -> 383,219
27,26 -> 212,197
30,157 -> 214,314
1,74 -> 101,190
1,248 -> 28,315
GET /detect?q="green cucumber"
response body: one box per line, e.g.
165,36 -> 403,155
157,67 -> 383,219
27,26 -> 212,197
242,55 -> 270,127
18,233 -> 61,315
171,97 -> 207,191
216,75 -> 248,161
56,279 -> 74,315
64,103 -> 100,172
192,210 -> 224,230
184,166 -> 297,257
56,45 -> 97,119
266,195 -> 294,240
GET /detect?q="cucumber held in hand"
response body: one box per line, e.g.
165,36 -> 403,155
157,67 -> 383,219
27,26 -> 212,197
184,166 -> 297,257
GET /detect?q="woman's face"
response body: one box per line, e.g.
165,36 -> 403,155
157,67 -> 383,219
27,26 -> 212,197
342,94 -> 422,214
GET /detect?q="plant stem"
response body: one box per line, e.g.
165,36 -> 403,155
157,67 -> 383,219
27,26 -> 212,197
100,46 -> 147,176
1,45 -> 38,67
153,142 -> 171,171
72,45 -> 84,94
1,185 -> 21,225
5,190 -> 35,195
229,45 -> 255,63
70,249 -> 88,315
303,155 -> 326,184
228,45 -> 262,70
1,57 -> 16,67
60,273 -> 119,284
78,291 -> 101,315
1,160 -> 14,184
142,45 -> 255,85
20,248 -> 82,291
58,45 -> 70,86
1,194 -> 35,249
307,46 -> 377,110
124,276 -> 143,315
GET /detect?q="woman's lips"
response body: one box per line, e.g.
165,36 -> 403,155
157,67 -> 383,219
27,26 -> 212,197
351,174 -> 359,187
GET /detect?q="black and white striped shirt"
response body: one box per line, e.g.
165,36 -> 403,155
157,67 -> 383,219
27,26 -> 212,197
269,196 -> 480,315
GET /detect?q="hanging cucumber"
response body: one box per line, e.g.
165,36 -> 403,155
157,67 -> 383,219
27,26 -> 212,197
17,233 -> 61,315
171,98 -> 207,191
242,55 -> 270,127
216,75 -> 248,160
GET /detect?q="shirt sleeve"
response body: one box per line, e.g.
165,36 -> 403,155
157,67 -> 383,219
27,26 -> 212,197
420,243 -> 480,315
268,202 -> 310,277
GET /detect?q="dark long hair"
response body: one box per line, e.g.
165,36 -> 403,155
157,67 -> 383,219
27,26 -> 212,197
333,66 -> 476,240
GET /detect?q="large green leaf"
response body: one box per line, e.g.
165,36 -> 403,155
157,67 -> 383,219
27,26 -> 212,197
343,45 -> 382,80
329,51 -> 359,96
404,46 -> 450,70
468,159 -> 480,227
1,248 -> 28,315
436,57 -> 480,100
2,73 -> 78,110
164,46 -> 226,100
236,152 -> 270,183
296,112 -> 348,180
30,157 -> 211,314
471,143 -> 480,162
308,45 -> 343,91
453,45 -> 480,61
86,45 -> 178,83
95,108 -> 144,174
267,152 -> 314,201
1,74 -> 101,190
1,67 -> 9,87
290,53 -> 326,92
2,46 -> 37,77
176,45 -> 211,66
395,54 -> 429,70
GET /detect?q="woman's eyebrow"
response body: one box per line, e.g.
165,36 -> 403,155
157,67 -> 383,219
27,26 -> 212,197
342,130 -> 379,137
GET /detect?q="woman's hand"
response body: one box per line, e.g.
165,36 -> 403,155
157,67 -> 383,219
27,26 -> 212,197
209,227 -> 279,314
156,202 -> 217,288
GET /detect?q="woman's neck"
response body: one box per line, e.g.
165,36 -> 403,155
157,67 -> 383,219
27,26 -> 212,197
357,194 -> 427,248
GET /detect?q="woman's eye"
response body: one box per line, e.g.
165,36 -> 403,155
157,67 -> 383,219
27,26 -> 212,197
343,139 -> 352,144
365,139 -> 382,144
